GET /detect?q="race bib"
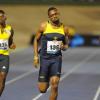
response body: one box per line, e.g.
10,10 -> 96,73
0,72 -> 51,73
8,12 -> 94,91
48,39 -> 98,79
0,40 -> 8,50
47,41 -> 62,54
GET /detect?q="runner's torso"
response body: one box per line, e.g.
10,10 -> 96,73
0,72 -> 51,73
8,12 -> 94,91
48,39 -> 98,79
0,25 -> 11,55
40,21 -> 65,58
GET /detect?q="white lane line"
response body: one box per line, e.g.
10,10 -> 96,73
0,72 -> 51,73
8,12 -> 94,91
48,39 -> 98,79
5,69 -> 38,85
32,50 -> 97,100
93,86 -> 100,100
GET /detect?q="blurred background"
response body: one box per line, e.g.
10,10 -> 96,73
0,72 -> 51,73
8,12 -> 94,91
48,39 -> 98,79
0,1 -> 100,100
0,0 -> 100,48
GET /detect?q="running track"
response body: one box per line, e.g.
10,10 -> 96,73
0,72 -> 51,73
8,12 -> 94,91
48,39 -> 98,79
0,46 -> 100,100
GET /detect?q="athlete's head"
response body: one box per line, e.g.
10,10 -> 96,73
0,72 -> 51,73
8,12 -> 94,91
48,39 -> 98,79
48,7 -> 60,25
0,10 -> 7,25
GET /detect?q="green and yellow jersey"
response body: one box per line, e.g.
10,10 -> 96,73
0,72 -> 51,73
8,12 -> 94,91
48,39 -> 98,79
0,25 -> 12,55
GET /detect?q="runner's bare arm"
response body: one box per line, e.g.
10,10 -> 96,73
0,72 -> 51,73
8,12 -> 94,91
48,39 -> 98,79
9,28 -> 16,49
64,26 -> 69,44
61,26 -> 69,51
34,22 -> 46,57
33,22 -> 46,68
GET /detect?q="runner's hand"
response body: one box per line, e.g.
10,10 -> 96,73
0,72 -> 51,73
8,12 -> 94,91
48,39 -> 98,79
60,43 -> 68,51
33,56 -> 39,68
9,43 -> 16,49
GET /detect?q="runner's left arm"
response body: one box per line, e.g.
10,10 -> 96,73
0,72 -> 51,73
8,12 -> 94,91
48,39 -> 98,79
9,28 -> 16,49
61,26 -> 69,51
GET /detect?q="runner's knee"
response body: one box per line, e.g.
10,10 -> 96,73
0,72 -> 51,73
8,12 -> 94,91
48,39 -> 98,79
50,76 -> 60,89
38,82 -> 49,93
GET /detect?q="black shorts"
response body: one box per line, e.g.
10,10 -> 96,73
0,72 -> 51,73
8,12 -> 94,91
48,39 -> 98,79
38,55 -> 62,82
0,54 -> 9,73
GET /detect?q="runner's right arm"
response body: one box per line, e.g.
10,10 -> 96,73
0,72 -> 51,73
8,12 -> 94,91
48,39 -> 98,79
33,22 -> 46,68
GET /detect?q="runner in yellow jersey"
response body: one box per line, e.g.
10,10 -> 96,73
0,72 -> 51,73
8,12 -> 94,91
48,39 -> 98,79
34,7 -> 69,100
0,10 -> 16,96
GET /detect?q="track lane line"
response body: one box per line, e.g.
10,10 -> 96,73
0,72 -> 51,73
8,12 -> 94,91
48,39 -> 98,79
93,86 -> 100,100
5,69 -> 38,85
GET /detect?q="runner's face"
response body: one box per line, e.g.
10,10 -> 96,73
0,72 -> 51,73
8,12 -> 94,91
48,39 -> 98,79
0,13 -> 6,24
48,9 -> 59,23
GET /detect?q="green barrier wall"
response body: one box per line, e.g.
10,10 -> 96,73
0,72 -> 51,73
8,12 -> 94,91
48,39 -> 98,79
0,0 -> 100,5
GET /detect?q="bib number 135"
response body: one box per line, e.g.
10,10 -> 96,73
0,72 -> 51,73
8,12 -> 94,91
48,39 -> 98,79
47,41 -> 62,54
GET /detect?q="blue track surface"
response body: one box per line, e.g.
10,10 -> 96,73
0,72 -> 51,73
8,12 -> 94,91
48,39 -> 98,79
0,47 -> 100,100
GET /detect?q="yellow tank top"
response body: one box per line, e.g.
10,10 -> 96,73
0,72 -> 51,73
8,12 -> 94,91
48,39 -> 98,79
43,21 -> 65,35
0,25 -> 11,55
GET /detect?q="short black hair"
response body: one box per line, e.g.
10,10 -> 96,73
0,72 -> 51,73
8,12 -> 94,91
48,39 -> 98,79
0,10 -> 5,15
48,7 -> 57,15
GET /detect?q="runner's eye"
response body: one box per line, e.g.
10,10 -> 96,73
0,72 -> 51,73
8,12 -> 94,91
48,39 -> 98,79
0,16 -> 2,19
0,14 -> 5,19
49,13 -> 58,17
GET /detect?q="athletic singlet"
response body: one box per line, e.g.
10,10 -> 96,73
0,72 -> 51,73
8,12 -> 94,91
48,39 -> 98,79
40,21 -> 66,58
0,25 -> 11,55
